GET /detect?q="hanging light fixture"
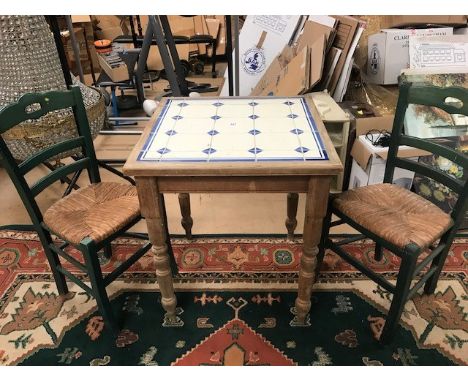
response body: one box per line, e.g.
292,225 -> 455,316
0,15 -> 105,161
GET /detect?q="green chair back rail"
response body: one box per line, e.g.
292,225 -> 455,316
317,83 -> 468,344
0,87 -> 151,334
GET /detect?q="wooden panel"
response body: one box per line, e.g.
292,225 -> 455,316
157,176 -> 315,193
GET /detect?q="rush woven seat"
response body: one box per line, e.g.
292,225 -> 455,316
44,182 -> 140,245
333,183 -> 453,249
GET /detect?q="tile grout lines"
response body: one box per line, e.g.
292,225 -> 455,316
207,101 -> 220,162
158,103 -> 183,162
252,100 -> 257,162
287,100 -> 306,161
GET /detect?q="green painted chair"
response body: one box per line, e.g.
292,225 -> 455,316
0,86 -> 152,334
317,83 -> 468,344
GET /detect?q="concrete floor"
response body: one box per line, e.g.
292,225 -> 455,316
0,63 -> 354,236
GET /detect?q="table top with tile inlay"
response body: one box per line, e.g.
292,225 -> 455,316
124,96 -> 342,177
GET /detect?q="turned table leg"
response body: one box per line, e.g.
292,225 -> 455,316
295,177 -> 331,324
136,177 -> 177,320
285,192 -> 299,241
178,193 -> 193,239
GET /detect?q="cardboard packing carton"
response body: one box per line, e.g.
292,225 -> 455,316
367,27 -> 453,85
409,35 -> 468,70
381,15 -> 467,29
348,116 -> 431,190
220,15 -> 303,96
250,25 -> 327,97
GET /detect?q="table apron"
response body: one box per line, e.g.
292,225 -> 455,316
155,175 -> 332,193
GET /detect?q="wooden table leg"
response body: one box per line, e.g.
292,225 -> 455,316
295,177 -> 331,324
285,192 -> 299,241
178,193 -> 193,239
135,177 -> 177,321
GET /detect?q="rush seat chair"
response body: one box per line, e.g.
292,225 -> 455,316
317,83 -> 468,344
0,87 -> 152,334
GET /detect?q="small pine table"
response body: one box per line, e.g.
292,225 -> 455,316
123,96 -> 342,325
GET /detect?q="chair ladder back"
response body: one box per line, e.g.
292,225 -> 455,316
383,82 -> 410,185
0,86 -> 101,221
383,82 -> 468,223
70,87 -> 101,184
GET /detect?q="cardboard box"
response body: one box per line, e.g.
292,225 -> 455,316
367,27 -> 453,84
349,135 -> 424,190
381,16 -> 467,29
409,35 -> 468,69
348,115 -> 431,190
97,54 -> 129,82
220,15 -> 303,96
251,29 -> 326,96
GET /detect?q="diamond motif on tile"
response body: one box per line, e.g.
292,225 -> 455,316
172,115 -> 183,120
248,115 -> 260,120
178,102 -> 189,107
290,129 -> 303,135
208,130 -> 219,136
211,115 -> 221,120
212,102 -> 224,107
165,130 -> 177,136
295,147 -> 309,153
248,129 -> 261,136
203,148 -> 216,154
248,147 -> 262,154
284,101 -> 294,106
157,148 -> 171,154
248,101 -> 259,107
287,114 -> 298,119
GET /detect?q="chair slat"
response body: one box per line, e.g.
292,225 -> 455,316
19,137 -> 85,175
394,157 -> 463,194
0,91 -> 77,134
408,85 -> 468,116
399,135 -> 468,169
30,158 -> 90,197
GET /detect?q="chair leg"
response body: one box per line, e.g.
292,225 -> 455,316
374,243 -> 383,261
103,243 -> 112,259
82,239 -> 119,335
315,207 -> 333,280
379,255 -> 417,344
38,230 -> 68,295
424,236 -> 453,295
178,193 -> 193,239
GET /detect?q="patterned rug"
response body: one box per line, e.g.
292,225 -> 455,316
0,230 -> 466,366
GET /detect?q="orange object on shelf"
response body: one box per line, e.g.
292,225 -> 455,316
94,39 -> 112,53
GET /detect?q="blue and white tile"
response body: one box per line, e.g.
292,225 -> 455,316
217,104 -> 255,118
210,132 -> 255,152
253,117 -> 296,133
164,133 -> 211,152
159,150 -> 209,161
255,150 -> 305,160
162,118 -> 215,135
208,149 -> 256,161
253,103 -> 292,118
254,132 -> 301,152
178,105 -> 220,119
288,102 -> 310,117
212,117 -> 254,134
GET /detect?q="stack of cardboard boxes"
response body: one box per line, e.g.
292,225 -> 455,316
220,15 -> 366,102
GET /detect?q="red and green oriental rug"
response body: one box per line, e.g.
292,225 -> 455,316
0,230 -> 466,365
